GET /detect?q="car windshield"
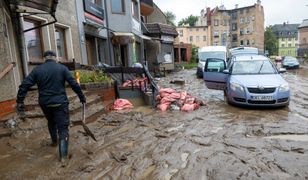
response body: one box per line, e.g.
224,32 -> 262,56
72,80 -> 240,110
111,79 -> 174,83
199,51 -> 225,62
231,60 -> 277,75
283,57 -> 298,63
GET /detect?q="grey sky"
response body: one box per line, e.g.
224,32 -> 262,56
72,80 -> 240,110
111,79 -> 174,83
153,0 -> 308,26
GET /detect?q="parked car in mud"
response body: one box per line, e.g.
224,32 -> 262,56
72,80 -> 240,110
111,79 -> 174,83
203,55 -> 290,107
196,46 -> 227,78
282,56 -> 300,69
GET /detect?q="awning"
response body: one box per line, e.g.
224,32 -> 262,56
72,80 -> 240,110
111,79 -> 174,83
111,32 -> 135,45
13,0 -> 58,15
139,34 -> 152,40
8,0 -> 59,32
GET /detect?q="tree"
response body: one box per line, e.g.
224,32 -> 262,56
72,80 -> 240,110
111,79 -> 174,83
178,15 -> 198,27
165,11 -> 176,26
264,26 -> 278,56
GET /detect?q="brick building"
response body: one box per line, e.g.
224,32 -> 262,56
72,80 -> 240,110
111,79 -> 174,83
298,19 -> 308,57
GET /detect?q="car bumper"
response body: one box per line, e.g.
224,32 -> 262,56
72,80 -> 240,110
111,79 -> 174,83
227,88 -> 290,107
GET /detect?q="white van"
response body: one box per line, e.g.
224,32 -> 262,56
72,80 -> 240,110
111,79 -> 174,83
196,46 -> 227,78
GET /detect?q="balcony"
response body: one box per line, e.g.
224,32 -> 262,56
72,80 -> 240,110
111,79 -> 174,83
140,0 -> 154,16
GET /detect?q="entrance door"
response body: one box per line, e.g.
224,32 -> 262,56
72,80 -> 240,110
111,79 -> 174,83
203,58 -> 227,90
120,45 -> 128,66
85,36 -> 96,65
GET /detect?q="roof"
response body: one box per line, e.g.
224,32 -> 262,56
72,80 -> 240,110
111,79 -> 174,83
272,24 -> 300,38
299,19 -> 308,29
145,23 -> 178,37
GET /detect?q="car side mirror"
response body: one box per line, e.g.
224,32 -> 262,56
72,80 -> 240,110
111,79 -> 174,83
223,69 -> 230,74
279,68 -> 287,73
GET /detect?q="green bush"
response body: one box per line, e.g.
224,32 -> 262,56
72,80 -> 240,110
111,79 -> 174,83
73,70 -> 112,84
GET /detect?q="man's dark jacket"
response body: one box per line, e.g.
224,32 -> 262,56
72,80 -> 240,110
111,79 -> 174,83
17,59 -> 85,105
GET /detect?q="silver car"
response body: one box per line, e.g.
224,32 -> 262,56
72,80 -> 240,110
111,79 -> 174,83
203,55 -> 290,107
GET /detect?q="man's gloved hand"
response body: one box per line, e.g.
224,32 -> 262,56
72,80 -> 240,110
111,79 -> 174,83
80,96 -> 86,104
16,102 -> 25,118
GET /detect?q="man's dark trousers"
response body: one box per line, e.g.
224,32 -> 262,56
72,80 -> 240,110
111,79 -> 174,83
41,104 -> 70,142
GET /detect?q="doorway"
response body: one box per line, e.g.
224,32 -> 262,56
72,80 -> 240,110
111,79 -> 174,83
85,36 -> 96,65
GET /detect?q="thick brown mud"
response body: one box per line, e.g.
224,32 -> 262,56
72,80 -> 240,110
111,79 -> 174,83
1,66 -> 308,179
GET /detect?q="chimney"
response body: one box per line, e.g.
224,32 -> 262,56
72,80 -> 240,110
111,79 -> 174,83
206,7 -> 211,25
257,0 -> 261,5
235,4 -> 238,9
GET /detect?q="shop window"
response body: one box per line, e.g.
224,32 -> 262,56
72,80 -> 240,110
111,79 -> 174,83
112,0 -> 125,13
131,0 -> 139,20
55,26 -> 67,61
23,18 -> 43,62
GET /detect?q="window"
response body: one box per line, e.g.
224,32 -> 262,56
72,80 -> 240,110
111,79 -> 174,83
189,28 -> 192,32
240,28 -> 244,35
203,36 -> 206,41
89,0 -> 102,6
288,43 -> 291,47
303,38 -> 307,44
196,36 -> 199,42
196,28 -> 199,31
55,27 -> 67,61
203,28 -> 206,31
232,34 -> 238,42
246,17 -> 250,24
131,0 -> 139,20
240,18 -> 244,24
252,16 -> 255,21
281,38 -> 285,41
240,40 -> 244,45
231,12 -> 237,20
23,19 -> 43,61
214,31 -> 219,37
223,19 -> 228,26
288,50 -> 291,55
246,8 -> 250,13
240,9 -> 243,14
232,23 -> 237,31
246,40 -> 250,46
214,19 -> 219,26
179,30 -> 183,37
288,38 -> 292,41
246,27 -> 250,34
190,36 -> 193,42
112,0 -> 125,13
282,44 -> 285,47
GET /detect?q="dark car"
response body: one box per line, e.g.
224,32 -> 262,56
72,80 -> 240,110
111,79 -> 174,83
282,56 -> 300,69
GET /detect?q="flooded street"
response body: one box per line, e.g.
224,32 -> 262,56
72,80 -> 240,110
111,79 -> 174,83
1,67 -> 308,179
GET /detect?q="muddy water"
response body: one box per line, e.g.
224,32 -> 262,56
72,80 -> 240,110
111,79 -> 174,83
1,67 -> 308,179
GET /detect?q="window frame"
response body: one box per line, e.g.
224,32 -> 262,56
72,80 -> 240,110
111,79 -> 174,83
131,0 -> 139,20
55,26 -> 68,61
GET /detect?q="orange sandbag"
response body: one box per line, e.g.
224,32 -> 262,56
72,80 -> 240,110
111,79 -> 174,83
181,103 -> 200,111
157,103 -> 170,111
113,99 -> 133,110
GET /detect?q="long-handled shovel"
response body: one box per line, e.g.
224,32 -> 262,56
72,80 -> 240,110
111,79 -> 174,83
81,103 -> 97,141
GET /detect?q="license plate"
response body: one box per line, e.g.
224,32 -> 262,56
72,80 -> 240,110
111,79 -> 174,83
251,96 -> 273,101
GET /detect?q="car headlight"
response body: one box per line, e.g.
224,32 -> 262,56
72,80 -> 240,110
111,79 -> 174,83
279,83 -> 289,92
230,82 -> 244,92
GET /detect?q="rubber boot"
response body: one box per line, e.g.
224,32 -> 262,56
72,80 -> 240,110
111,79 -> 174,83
59,138 -> 69,167
51,136 -> 57,147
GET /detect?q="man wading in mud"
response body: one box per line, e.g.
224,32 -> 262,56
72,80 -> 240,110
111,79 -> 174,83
16,50 -> 86,166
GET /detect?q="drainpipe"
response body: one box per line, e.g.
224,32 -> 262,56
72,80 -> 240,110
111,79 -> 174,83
103,0 -> 113,65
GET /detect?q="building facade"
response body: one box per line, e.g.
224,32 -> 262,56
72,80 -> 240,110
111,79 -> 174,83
272,23 -> 299,57
298,19 -> 308,57
196,0 -> 264,52
176,26 -> 210,48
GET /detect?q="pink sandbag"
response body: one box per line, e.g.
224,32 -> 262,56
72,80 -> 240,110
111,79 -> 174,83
181,103 -> 200,111
180,91 -> 187,100
169,92 -> 181,99
185,97 -> 195,104
159,88 -> 176,94
157,103 -> 170,111
160,92 -> 171,98
160,96 -> 176,104
113,99 -> 133,110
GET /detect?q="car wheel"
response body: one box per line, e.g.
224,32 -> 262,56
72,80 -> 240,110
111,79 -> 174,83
224,90 -> 231,104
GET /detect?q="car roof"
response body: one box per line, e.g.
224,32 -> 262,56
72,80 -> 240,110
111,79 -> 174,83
229,47 -> 258,56
199,46 -> 227,52
233,55 -> 270,61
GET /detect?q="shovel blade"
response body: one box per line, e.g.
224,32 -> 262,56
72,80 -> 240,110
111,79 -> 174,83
81,103 -> 97,142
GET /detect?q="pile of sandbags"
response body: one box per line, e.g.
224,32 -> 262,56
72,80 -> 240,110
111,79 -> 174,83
156,88 -> 206,112
122,77 -> 148,88
112,99 -> 134,110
